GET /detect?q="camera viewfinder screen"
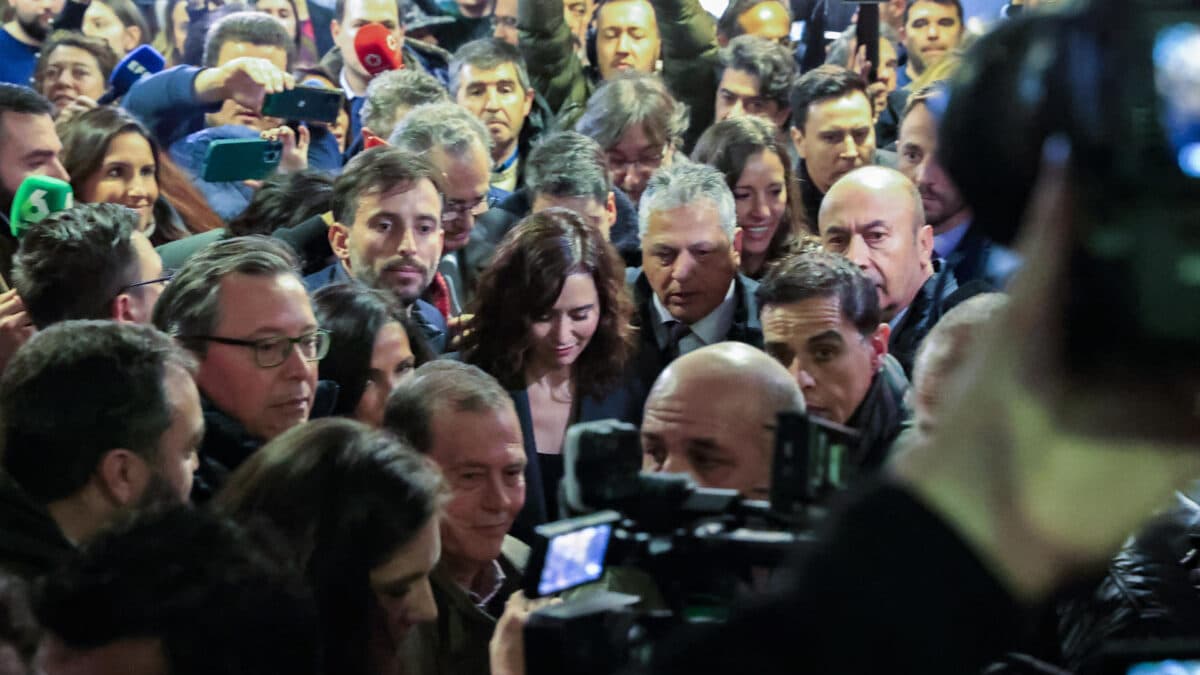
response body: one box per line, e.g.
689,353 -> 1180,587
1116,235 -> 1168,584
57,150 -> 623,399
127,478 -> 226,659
1128,660 -> 1200,675
1153,21 -> 1200,177
537,523 -> 612,596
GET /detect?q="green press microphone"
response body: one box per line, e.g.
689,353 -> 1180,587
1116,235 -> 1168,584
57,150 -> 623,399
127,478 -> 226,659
9,175 -> 73,239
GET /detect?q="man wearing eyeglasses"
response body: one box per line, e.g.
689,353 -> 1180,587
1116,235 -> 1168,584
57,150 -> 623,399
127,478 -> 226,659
391,102 -> 500,317
13,203 -> 168,328
153,235 -> 336,500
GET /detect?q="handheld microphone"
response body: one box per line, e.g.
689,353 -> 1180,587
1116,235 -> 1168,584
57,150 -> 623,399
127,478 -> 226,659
98,45 -> 166,105
353,23 -> 401,79
9,176 -> 73,239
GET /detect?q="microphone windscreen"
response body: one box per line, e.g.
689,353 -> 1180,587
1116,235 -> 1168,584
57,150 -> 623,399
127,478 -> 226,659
9,176 -> 73,239
353,23 -> 401,78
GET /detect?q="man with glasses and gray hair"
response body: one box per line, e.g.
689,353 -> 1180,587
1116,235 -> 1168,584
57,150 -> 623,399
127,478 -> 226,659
625,161 -> 763,422
575,73 -> 689,207
391,102 -> 501,317
13,203 -> 168,329
152,235 -> 336,500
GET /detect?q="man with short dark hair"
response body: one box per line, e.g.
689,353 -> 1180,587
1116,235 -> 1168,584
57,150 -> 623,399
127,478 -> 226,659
13,203 -> 167,328
391,102 -> 499,316
0,321 -> 202,580
450,38 -> 551,193
897,0 -> 964,88
789,65 -> 887,227
0,84 -> 69,280
0,0 -> 64,86
818,165 -> 970,376
756,250 -> 910,473
306,146 -> 449,352
896,83 -> 1020,289
33,507 -> 320,675
384,360 -> 528,675
123,11 -> 339,219
714,35 -> 795,130
153,236 -> 335,499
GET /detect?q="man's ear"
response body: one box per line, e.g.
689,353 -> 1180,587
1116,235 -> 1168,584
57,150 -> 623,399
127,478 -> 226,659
96,449 -> 151,508
329,222 -> 352,265
604,191 -> 617,227
111,293 -> 136,323
731,226 -> 743,267
869,322 -> 891,370
918,223 -> 934,269
790,126 -> 806,160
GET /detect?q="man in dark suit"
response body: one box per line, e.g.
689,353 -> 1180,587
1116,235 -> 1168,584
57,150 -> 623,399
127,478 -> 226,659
625,162 -> 763,423
896,82 -> 1020,290
302,147 -> 448,352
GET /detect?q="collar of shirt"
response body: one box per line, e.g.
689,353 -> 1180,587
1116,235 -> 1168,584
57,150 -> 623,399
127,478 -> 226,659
467,559 -> 507,609
340,68 -> 363,100
888,304 -> 910,331
650,278 -> 738,349
932,218 -> 971,259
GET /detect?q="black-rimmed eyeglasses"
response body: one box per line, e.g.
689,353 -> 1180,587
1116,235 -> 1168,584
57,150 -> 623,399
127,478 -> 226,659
118,269 -> 175,293
182,330 -> 331,369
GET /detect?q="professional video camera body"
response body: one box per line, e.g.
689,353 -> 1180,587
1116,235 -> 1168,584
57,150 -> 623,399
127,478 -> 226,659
521,414 -> 859,675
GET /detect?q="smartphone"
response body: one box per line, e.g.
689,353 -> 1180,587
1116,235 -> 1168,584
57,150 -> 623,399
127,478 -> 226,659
201,138 -> 282,182
261,86 -> 344,124
523,511 -> 620,598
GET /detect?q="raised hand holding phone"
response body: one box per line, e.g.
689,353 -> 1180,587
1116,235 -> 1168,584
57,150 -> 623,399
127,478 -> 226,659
194,56 -> 295,114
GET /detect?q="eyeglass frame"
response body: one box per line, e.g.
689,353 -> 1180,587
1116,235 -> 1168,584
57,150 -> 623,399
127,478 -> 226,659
117,269 -> 175,294
180,329 -> 332,369
605,143 -> 670,176
441,194 -> 489,222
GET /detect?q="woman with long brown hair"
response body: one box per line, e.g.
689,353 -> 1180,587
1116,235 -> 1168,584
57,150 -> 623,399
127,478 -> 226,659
57,105 -> 222,244
460,208 -> 636,531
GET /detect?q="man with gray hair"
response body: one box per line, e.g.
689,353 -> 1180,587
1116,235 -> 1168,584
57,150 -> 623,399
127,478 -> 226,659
818,165 -> 976,377
383,360 -> 528,675
450,38 -> 552,193
391,102 -> 499,315
642,342 -> 803,498
153,236 -> 336,499
625,161 -> 762,422
575,72 -> 689,206
359,69 -> 450,148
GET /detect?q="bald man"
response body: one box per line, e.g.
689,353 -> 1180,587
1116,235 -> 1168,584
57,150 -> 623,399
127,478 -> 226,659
640,342 -> 804,499
816,165 -> 974,376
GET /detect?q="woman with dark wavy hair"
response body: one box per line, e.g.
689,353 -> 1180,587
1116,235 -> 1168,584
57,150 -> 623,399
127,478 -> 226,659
313,283 -> 435,427
691,115 -> 808,279
214,418 -> 446,675
57,106 -> 222,244
461,207 -> 636,529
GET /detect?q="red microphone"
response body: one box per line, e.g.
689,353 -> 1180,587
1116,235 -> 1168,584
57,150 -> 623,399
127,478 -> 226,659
362,128 -> 388,149
353,23 -> 402,78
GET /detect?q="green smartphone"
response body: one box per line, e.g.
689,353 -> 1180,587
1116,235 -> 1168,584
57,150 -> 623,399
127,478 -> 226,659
201,138 -> 282,182
261,86 -> 344,124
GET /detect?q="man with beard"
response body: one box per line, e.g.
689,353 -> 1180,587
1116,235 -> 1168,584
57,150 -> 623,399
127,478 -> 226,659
305,147 -> 449,353
0,0 -> 64,86
896,83 -> 1020,289
0,321 -> 202,580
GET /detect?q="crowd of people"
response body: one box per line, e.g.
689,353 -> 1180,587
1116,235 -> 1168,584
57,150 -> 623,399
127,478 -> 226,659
0,0 -> 1193,672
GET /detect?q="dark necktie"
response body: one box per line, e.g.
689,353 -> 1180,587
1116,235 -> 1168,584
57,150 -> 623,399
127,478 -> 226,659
665,320 -> 692,361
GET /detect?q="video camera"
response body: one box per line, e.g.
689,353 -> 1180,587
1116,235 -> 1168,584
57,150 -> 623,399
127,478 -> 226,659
522,413 -> 859,675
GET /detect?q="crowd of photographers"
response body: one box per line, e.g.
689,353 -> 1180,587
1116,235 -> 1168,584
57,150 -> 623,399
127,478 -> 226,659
0,0 -> 1195,672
